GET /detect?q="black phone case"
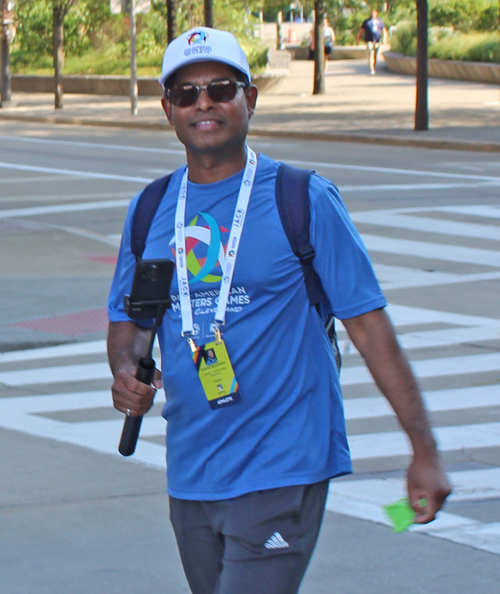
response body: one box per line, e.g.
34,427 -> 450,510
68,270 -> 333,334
124,258 -> 175,319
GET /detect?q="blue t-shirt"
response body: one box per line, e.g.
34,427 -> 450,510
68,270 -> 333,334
108,154 -> 387,500
362,17 -> 385,42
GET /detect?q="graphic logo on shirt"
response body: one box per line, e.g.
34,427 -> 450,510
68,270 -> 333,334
170,212 -> 229,284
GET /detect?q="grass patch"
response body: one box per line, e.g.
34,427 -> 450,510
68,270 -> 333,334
429,32 -> 499,63
391,23 -> 499,64
12,43 -> 269,77
12,47 -> 165,77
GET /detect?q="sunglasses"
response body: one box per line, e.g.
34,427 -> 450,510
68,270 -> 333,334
166,79 -> 248,107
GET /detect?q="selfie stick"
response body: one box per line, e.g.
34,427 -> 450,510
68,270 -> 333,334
118,303 -> 167,457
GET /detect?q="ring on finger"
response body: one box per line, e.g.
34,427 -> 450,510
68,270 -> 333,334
126,408 -> 131,416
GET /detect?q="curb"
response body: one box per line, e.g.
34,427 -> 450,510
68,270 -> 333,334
248,127 -> 500,153
383,52 -> 500,85
9,72 -> 287,96
1,111 -> 499,153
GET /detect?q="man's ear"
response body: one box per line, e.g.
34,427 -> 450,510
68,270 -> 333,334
161,97 -> 174,125
245,84 -> 258,119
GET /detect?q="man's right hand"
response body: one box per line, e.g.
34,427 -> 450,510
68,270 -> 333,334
111,365 -> 162,417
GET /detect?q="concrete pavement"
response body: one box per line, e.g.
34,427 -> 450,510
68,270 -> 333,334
0,59 -> 499,151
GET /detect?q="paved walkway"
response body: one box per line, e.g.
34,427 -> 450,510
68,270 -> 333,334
1,59 -> 499,151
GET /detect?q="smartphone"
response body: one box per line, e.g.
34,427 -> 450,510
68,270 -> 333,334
124,258 -> 175,320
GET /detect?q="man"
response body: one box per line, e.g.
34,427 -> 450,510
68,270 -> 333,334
356,9 -> 388,75
108,26 -> 450,594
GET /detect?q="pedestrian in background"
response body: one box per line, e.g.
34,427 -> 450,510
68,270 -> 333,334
356,9 -> 388,75
108,26 -> 450,594
309,17 -> 336,71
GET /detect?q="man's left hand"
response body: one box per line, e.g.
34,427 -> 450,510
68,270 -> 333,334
407,454 -> 451,524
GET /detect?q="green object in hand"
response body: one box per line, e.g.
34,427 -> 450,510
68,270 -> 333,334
384,498 -> 426,533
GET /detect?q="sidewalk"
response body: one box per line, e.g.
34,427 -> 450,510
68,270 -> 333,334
1,59 -> 499,152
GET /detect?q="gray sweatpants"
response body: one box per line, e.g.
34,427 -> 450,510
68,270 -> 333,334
169,480 -> 329,594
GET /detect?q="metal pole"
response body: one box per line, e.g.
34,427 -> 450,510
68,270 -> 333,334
1,0 -> 12,106
204,0 -> 213,28
313,1 -> 325,95
130,0 -> 138,116
415,0 -> 429,131
166,0 -> 176,44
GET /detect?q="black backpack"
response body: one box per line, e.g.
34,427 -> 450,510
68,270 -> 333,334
130,164 -> 341,372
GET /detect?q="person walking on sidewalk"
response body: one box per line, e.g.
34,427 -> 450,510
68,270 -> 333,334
309,16 -> 336,71
107,26 -> 450,594
356,9 -> 388,74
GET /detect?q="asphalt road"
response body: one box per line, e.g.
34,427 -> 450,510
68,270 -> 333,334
1,121 -> 499,593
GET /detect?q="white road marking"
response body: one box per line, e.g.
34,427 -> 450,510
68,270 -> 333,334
341,181 -> 500,192
349,422 -> 500,460
362,233 -> 500,267
374,264 -> 500,290
351,211 -> 500,241
3,135 -> 500,182
285,159 -> 500,182
0,161 -> 151,184
386,303 -> 499,328
344,385 -> 500,420
437,205 -> 500,219
0,340 -> 107,363
327,468 -> 500,556
0,135 -> 185,155
2,350 -> 499,388
0,198 -> 131,219
342,352 -> 500,386
396,325 -> 500,350
0,362 -> 112,386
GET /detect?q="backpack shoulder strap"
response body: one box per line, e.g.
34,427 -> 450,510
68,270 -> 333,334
275,163 -> 341,372
131,174 -> 172,260
275,163 -> 322,306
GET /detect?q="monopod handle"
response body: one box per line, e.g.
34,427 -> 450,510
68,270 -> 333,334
118,356 -> 156,457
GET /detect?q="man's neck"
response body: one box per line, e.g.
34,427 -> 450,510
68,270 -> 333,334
186,146 -> 247,184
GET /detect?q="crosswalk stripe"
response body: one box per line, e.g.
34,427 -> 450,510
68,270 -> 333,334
349,421 -> 500,460
344,384 -> 500,420
2,351 -> 499,388
341,181 -> 500,192
0,390 -> 111,412
395,325 -> 500,350
374,263 -> 500,290
326,467 -> 500,555
2,351 -> 499,387
0,198 -> 131,219
325,491 -> 500,556
1,383 -> 498,426
341,352 -> 500,385
0,362 -> 112,386
329,468 -> 500,505
362,234 -> 500,267
1,405 -> 166,469
436,205 -> 500,219
0,340 -> 107,364
352,211 -> 500,241
386,303 -> 499,327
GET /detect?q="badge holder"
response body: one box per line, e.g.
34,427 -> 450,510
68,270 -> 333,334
118,258 -> 175,457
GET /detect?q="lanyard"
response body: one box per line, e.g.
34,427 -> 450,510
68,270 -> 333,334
175,147 -> 257,340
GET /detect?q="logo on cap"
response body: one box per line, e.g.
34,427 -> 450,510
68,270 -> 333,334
187,31 -> 209,46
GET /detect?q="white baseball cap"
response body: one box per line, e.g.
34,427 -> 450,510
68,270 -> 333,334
158,27 -> 252,86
